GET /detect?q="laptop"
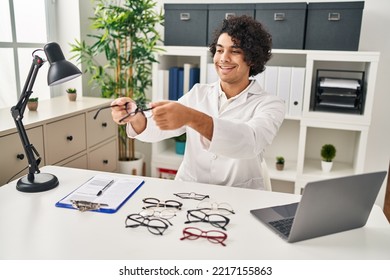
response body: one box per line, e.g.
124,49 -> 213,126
250,171 -> 387,243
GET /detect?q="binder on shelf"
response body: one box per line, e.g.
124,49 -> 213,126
277,67 -> 292,114
264,66 -> 278,95
168,66 -> 183,100
55,174 -> 144,213
189,67 -> 200,90
158,69 -> 169,100
289,67 -> 305,117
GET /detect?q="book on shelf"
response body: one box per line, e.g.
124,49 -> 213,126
168,65 -> 200,100
168,66 -> 182,100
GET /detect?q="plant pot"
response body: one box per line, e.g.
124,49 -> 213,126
117,152 -> 145,176
276,163 -> 284,171
175,141 -> 186,155
321,161 -> 333,173
27,102 -> 38,111
68,93 -> 77,101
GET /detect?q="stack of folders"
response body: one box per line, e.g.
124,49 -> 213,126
158,63 -> 200,101
253,66 -> 306,117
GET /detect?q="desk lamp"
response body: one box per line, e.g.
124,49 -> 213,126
10,42 -> 81,193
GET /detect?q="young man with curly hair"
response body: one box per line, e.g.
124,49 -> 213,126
111,15 -> 285,190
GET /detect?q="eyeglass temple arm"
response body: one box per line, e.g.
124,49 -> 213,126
93,102 -> 130,120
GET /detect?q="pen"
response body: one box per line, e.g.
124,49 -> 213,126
96,180 -> 114,196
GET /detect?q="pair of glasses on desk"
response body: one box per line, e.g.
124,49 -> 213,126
93,102 -> 153,122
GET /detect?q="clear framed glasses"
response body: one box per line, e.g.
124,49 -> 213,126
174,192 -> 210,201
197,201 -> 235,215
180,227 -> 227,246
142,197 -> 183,210
93,102 -> 153,121
139,208 -> 176,225
185,209 -> 230,231
125,214 -> 169,235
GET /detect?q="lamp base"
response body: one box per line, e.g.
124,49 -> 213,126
16,173 -> 59,193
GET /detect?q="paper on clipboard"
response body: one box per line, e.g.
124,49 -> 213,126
55,174 -> 144,213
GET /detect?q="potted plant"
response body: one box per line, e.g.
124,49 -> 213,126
321,144 -> 336,172
275,156 -> 285,171
70,0 -> 164,175
27,97 -> 38,111
174,133 -> 186,155
66,88 -> 77,101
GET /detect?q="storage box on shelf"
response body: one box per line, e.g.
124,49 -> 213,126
0,96 -> 118,186
151,46 -> 380,195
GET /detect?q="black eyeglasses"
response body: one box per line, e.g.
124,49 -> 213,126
174,192 -> 210,201
180,227 -> 227,246
93,102 -> 153,122
185,209 -> 230,231
142,197 -> 183,210
125,214 -> 169,235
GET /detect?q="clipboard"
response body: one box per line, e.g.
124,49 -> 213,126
55,174 -> 144,213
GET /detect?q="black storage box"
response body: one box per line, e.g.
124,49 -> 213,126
164,4 -> 208,46
255,2 -> 307,49
305,1 -> 364,51
207,4 -> 255,45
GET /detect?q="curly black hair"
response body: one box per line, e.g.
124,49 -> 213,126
209,15 -> 272,77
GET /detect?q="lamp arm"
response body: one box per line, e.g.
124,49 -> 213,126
10,55 -> 45,182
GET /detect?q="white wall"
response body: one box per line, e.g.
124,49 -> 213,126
60,0 -> 389,206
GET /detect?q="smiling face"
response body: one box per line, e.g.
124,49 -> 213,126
213,33 -> 251,97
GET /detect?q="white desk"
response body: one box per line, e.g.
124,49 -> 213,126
0,166 -> 389,260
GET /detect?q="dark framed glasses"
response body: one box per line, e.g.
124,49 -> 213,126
142,197 -> 183,210
174,192 -> 210,201
185,209 -> 230,231
125,214 -> 169,235
93,102 -> 153,122
180,227 -> 227,246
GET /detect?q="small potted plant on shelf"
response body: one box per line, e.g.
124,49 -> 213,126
174,133 -> 186,155
275,156 -> 285,171
321,144 -> 336,172
27,97 -> 38,111
66,88 -> 77,101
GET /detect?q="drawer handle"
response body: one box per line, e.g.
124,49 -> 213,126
180,13 -> 190,21
67,135 -> 73,141
16,153 -> 25,160
225,13 -> 236,20
328,12 -> 340,21
274,13 -> 285,21
103,159 -> 108,164
102,122 -> 107,127
294,101 -> 299,106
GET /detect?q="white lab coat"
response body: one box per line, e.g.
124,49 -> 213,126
128,80 -> 285,190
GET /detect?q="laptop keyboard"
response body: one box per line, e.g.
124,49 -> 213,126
269,217 -> 294,237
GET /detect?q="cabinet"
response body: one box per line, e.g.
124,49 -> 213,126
0,96 -> 117,186
151,46 -> 380,194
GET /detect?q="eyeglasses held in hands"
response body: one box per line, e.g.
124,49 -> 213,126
185,209 -> 230,231
93,102 -> 153,122
180,227 -> 227,246
174,192 -> 210,201
125,213 -> 169,235
142,197 -> 183,210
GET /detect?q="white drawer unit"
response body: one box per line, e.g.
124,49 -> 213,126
0,96 -> 118,186
45,114 -> 87,165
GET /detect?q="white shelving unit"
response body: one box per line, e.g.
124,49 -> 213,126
150,46 -> 380,194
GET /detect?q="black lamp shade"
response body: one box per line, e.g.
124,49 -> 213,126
44,42 -> 81,86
